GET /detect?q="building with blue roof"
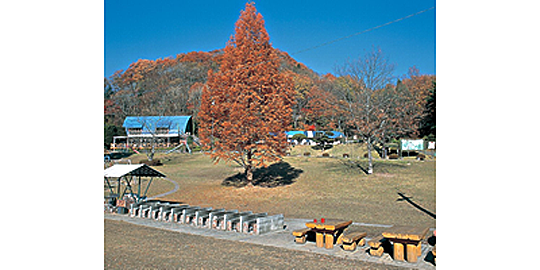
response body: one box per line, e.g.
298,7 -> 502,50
111,116 -> 192,150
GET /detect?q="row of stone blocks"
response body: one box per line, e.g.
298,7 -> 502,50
128,201 -> 284,235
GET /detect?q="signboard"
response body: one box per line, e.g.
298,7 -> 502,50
401,139 -> 424,151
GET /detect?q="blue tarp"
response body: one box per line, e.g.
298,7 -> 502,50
286,130 -> 344,139
123,116 -> 192,135
325,131 -> 344,139
285,131 -> 306,137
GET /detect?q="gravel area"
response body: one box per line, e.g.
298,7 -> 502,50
105,219 -> 411,269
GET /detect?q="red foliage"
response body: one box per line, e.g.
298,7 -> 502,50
198,2 -> 295,184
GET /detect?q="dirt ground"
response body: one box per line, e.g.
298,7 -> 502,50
104,219 -> 406,270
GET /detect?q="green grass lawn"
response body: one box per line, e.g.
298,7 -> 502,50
111,144 -> 435,228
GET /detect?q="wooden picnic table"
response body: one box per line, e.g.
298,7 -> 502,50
381,226 -> 429,263
304,219 -> 352,249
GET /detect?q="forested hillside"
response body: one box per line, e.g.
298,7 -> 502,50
104,48 -> 435,147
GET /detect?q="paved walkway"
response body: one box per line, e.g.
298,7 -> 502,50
147,177 -> 180,200
105,213 -> 435,269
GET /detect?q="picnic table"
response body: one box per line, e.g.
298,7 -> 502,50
298,219 -> 352,249
381,225 -> 429,263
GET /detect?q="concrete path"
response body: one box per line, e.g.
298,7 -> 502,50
105,213 -> 435,269
147,177 -> 180,200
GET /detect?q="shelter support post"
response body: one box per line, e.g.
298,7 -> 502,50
143,177 -> 154,199
105,177 -> 115,196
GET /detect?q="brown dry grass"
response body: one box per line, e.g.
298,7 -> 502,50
116,146 -> 435,228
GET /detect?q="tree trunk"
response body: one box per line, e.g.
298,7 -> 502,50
246,165 -> 253,186
367,137 -> 373,174
245,151 -> 254,186
148,138 -> 155,161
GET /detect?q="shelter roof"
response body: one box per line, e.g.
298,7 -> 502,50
104,164 -> 166,178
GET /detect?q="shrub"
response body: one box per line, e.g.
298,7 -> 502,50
303,152 -> 311,156
292,133 -> 307,141
139,159 -> 162,166
388,154 -> 399,160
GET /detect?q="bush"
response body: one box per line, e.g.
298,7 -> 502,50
292,133 -> 307,141
388,154 -> 399,160
303,152 -> 311,156
139,159 -> 162,166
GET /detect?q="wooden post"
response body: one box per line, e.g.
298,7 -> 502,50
105,177 -> 115,196
406,244 -> 419,262
316,232 -> 324,248
325,233 -> 334,249
137,176 -> 141,200
117,177 -> 121,199
394,243 -> 405,261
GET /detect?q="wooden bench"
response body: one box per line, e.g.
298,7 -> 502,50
368,235 -> 387,257
292,228 -> 311,244
341,229 -> 367,251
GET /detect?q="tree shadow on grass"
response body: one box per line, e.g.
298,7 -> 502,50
222,162 -> 303,188
396,192 -> 436,219
337,159 -> 408,175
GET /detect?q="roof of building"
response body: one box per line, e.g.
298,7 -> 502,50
123,116 -> 192,135
104,164 -> 166,178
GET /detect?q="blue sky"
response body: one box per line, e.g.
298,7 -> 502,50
105,0 -> 435,79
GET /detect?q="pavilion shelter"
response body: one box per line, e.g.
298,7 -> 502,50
104,164 -> 166,208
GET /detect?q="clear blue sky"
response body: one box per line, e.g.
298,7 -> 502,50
105,0 -> 435,79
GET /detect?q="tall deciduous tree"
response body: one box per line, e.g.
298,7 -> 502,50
198,2 -> 294,185
334,47 -> 396,174
334,49 -> 427,175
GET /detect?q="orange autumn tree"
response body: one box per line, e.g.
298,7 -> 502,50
198,2 -> 294,186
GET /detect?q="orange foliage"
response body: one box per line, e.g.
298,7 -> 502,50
198,2 -> 295,184
178,51 -> 213,63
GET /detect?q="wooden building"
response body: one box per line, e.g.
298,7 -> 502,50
111,116 -> 192,150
